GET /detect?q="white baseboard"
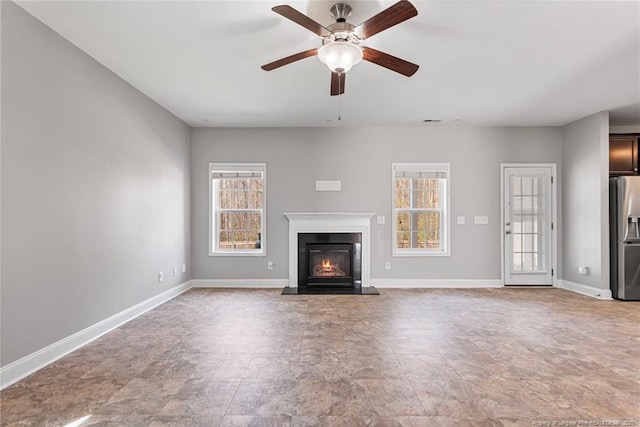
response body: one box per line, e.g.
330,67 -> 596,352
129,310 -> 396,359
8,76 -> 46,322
191,279 -> 288,288
370,279 -> 503,288
193,279 -> 504,289
557,280 -> 612,300
0,280 -> 192,390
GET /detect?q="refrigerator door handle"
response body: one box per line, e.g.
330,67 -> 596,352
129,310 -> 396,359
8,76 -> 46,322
631,217 -> 640,240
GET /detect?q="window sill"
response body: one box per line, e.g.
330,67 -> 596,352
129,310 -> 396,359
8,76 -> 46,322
393,250 -> 450,257
209,251 -> 266,257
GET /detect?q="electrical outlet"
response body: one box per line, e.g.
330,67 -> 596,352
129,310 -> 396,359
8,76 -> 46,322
377,216 -> 385,224
457,216 -> 466,225
578,266 -> 589,275
173,267 -> 178,277
181,264 -> 186,273
267,261 -> 274,270
158,271 -> 163,282
385,262 -> 391,270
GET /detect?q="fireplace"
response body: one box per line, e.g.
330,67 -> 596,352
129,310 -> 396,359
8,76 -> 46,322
298,233 -> 362,293
283,212 -> 378,295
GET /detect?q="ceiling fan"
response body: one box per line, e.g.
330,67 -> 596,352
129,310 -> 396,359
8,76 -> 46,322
261,1 -> 419,96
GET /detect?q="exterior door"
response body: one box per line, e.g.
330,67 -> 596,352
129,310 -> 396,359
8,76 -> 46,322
503,166 -> 554,285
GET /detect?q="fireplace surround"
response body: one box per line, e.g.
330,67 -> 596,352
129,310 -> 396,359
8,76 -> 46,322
283,212 -> 378,295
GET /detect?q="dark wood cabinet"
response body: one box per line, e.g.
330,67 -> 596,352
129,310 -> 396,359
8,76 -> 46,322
610,135 -> 639,176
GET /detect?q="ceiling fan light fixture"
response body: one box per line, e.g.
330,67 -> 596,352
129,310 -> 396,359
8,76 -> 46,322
317,41 -> 363,74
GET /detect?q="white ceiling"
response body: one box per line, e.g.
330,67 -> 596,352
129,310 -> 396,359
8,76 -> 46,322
17,0 -> 640,128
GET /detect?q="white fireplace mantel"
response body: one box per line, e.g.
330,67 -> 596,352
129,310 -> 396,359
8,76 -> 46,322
284,212 -> 375,287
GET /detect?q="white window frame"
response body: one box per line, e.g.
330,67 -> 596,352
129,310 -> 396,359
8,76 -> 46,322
392,163 -> 450,257
209,163 -> 266,257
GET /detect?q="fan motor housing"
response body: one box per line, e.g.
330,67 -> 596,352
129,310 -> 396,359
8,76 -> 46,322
326,22 -> 357,43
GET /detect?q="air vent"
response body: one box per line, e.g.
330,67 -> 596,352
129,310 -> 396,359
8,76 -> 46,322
422,119 -> 442,123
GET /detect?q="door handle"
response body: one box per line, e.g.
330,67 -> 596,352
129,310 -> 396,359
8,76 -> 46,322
505,230 -> 512,235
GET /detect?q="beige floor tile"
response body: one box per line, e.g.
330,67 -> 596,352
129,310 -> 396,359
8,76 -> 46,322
1,288 -> 638,426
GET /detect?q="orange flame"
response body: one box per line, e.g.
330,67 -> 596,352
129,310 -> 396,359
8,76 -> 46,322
322,259 -> 332,269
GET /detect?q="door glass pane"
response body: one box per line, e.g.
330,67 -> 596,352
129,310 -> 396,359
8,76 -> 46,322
513,197 -> 522,211
513,234 -> 522,252
522,177 -> 533,195
523,234 -> 533,253
513,253 -> 522,271
510,174 -> 547,273
513,177 -> 522,196
523,216 -> 533,233
513,216 -> 522,233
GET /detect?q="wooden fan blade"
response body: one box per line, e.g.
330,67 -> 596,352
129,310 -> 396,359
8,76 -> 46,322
362,47 -> 419,77
354,0 -> 418,40
261,48 -> 318,71
330,72 -> 346,96
272,5 -> 332,37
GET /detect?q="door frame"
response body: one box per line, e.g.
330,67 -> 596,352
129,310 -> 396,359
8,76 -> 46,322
500,163 -> 558,286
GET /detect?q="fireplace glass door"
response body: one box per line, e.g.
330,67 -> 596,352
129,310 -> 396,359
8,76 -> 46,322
308,245 -> 352,280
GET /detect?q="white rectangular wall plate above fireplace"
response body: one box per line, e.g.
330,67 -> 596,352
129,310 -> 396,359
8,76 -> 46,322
315,180 -> 342,192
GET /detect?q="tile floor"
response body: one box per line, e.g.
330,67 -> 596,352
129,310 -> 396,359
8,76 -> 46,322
1,288 -> 639,426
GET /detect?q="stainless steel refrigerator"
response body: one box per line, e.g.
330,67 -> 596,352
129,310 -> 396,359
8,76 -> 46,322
610,176 -> 640,300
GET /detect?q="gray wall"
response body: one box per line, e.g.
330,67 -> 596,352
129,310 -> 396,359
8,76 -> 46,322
561,112 -> 609,289
1,2 -> 191,365
191,126 -> 562,281
610,125 -> 640,133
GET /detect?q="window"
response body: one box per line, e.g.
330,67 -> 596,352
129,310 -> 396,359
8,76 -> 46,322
392,163 -> 450,256
210,163 -> 265,256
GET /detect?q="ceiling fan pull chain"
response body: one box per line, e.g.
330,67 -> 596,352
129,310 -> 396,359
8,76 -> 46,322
338,96 -> 342,121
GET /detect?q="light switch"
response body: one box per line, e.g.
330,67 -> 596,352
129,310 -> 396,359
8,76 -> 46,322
474,216 -> 489,225
457,216 -> 466,225
377,216 -> 385,224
